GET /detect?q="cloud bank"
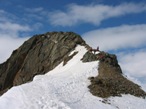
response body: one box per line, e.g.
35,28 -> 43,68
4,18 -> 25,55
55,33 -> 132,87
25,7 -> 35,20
118,50 -> 146,91
49,3 -> 146,26
119,50 -> 146,78
0,10 -> 31,63
0,37 -> 29,63
83,24 -> 146,51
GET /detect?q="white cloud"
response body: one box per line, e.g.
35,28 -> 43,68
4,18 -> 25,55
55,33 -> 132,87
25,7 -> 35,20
0,11 -> 31,63
23,7 -> 48,21
0,22 -> 31,35
25,7 -> 44,13
0,23 -> 30,63
49,3 -> 146,26
118,50 -> 146,77
118,50 -> 146,91
83,24 -> 146,51
0,9 -> 17,22
0,36 -> 29,63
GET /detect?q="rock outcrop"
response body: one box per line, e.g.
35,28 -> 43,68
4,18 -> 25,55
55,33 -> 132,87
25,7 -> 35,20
0,32 -> 85,95
81,51 -> 99,62
88,52 -> 146,98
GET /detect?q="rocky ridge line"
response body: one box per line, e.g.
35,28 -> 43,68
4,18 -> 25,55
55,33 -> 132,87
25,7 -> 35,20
82,51 -> 146,98
0,31 -> 145,99
0,32 -> 86,95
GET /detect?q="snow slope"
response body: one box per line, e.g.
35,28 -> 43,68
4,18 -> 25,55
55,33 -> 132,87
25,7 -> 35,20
0,45 -> 146,109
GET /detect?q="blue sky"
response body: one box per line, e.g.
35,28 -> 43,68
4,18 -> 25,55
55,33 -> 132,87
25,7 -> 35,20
0,0 -> 146,35
0,0 -> 146,89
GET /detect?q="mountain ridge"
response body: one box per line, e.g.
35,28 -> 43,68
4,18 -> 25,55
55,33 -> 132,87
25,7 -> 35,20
0,31 -> 146,109
0,32 -> 86,95
0,44 -> 145,109
0,31 -> 145,99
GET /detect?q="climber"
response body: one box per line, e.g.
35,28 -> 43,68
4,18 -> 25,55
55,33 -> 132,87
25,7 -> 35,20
97,46 -> 99,51
89,46 -> 100,54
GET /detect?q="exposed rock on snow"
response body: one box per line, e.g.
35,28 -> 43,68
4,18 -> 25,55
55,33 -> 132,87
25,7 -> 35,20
88,52 -> 146,98
81,51 -> 99,62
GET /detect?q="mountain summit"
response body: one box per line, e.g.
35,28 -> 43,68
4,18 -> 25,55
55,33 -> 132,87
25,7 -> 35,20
0,32 -> 146,109
0,32 -> 86,94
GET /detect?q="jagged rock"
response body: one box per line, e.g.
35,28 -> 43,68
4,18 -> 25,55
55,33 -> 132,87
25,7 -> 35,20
0,32 -> 86,95
88,52 -> 146,98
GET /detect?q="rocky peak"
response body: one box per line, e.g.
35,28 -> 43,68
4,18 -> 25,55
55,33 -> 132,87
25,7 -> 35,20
0,31 -> 86,95
87,52 -> 146,98
0,31 -> 145,99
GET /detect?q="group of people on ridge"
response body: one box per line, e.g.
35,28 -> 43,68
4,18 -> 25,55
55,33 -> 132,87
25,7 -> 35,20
89,46 -> 100,54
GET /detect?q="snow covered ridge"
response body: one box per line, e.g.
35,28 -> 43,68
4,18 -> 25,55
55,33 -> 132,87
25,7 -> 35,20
0,32 -> 86,95
0,45 -> 146,109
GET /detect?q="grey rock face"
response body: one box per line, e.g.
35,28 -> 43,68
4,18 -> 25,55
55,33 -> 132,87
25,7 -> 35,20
0,32 -> 85,95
